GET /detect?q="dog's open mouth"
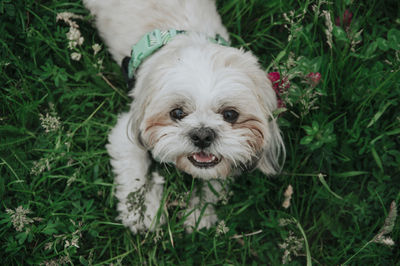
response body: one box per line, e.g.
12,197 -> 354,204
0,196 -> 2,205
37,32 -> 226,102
188,152 -> 220,168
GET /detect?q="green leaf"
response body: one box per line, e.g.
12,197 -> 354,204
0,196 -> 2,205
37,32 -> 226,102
387,28 -> 400,50
273,107 -> 287,118
317,174 -> 343,200
310,140 -> 323,150
300,135 -> 313,145
325,124 -> 334,135
371,146 -> 384,172
294,218 -> 312,266
305,23 -> 313,33
309,56 -> 323,72
5,4 -> 15,17
325,135 -> 336,143
274,50 -> 287,64
367,101 -> 392,128
332,171 -> 369,177
376,37 -> 389,51
16,232 -> 28,245
79,256 -> 89,266
302,125 -> 314,135
0,177 -> 4,199
0,217 -> 10,225
332,26 -> 349,42
42,222 -> 58,235
312,121 -> 319,131
267,50 -> 286,71
365,41 -> 378,57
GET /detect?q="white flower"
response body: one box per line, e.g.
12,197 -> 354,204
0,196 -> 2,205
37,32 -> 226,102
56,12 -> 75,22
373,201 -> 397,247
41,255 -> 71,266
31,157 -> 51,176
65,236 -> 80,249
380,237 -> 395,247
93,58 -> 104,71
216,220 -> 229,236
57,12 -> 85,51
67,170 -> 79,187
56,12 -> 83,22
153,228 -> 164,243
71,52 -> 82,61
279,218 -> 295,227
78,37 -> 84,46
282,184 -> 293,209
66,28 -> 84,50
92,43 -> 102,55
39,112 -> 61,133
68,40 -> 77,49
44,242 -> 53,251
66,27 -> 81,41
279,231 -> 304,264
218,189 -> 233,205
321,10 -> 333,49
6,206 -> 34,232
56,12 -> 84,28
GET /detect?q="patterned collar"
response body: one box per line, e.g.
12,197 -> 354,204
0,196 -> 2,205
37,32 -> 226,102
127,29 -> 230,79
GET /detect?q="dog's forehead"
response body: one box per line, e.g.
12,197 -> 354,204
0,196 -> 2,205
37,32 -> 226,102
159,51 -> 259,104
158,71 -> 259,112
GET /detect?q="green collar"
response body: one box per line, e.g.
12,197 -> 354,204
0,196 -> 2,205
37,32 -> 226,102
127,29 -> 230,79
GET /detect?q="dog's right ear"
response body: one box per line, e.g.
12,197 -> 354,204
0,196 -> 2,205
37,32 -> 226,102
121,56 -> 136,89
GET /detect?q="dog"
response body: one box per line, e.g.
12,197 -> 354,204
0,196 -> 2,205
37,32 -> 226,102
83,0 -> 285,233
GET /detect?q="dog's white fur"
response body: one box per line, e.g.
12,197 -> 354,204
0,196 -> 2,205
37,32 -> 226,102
84,0 -> 284,233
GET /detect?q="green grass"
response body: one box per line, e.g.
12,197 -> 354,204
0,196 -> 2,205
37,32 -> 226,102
1,0 -> 399,264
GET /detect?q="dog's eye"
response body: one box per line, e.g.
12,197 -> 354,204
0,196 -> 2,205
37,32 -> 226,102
170,108 -> 186,120
222,109 -> 239,123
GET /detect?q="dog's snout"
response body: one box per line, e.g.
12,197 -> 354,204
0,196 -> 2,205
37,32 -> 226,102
189,127 -> 216,148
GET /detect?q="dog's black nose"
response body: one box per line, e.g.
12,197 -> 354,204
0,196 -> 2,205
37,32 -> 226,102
189,127 -> 216,148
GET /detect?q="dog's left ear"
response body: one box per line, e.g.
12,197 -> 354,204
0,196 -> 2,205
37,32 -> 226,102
121,56 -> 136,89
257,119 -> 285,175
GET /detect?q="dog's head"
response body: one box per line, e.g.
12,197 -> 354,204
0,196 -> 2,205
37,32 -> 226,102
128,34 -> 284,179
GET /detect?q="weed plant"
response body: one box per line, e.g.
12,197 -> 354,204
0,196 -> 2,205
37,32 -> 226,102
1,0 -> 399,264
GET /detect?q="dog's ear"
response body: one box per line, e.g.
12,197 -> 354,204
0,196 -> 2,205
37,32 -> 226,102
257,119 -> 285,176
121,56 -> 136,89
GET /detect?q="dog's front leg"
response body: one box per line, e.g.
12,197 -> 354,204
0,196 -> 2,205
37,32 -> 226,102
107,112 -> 164,233
184,179 -> 227,233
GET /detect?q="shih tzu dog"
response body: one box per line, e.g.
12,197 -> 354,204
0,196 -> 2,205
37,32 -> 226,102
84,0 -> 285,233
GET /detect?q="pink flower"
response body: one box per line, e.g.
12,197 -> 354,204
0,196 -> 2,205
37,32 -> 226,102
335,9 -> 353,27
268,72 -> 290,91
268,72 -> 281,88
268,72 -> 288,108
307,72 -> 322,87
278,99 -> 285,108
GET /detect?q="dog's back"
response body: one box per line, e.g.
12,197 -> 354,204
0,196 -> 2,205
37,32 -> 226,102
84,0 -> 229,64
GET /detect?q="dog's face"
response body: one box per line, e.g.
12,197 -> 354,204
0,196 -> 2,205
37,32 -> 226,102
130,37 -> 284,179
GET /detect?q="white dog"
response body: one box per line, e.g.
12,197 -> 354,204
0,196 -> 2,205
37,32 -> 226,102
84,0 -> 285,233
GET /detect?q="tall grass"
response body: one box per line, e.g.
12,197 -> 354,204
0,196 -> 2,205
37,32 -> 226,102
1,0 -> 399,264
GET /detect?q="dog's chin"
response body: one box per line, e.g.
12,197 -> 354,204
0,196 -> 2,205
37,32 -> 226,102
176,153 -> 231,179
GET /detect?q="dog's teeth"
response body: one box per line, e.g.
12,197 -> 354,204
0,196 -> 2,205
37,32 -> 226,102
191,153 -> 218,163
188,153 -> 220,168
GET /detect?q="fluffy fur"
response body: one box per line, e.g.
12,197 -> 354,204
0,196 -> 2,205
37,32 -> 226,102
84,0 -> 285,233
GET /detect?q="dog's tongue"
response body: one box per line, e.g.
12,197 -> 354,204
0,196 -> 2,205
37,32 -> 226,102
193,152 -> 214,163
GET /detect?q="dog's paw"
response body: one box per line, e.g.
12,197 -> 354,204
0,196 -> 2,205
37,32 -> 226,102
117,172 -> 165,234
142,172 -> 166,229
184,205 -> 218,233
